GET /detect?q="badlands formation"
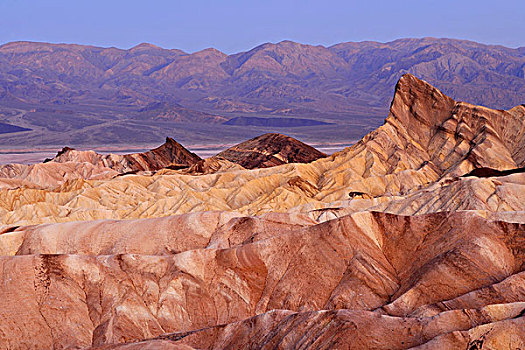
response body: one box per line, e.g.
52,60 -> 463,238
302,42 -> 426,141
0,74 -> 523,349
215,133 -> 327,169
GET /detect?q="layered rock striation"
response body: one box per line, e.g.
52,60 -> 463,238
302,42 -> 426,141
0,74 -> 523,224
0,211 -> 523,348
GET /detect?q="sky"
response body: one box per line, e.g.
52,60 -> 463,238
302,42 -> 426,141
0,0 -> 523,53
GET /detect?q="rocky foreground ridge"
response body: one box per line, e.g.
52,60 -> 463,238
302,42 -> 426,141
0,74 -> 523,349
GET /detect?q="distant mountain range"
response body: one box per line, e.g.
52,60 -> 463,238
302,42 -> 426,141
0,38 -> 523,147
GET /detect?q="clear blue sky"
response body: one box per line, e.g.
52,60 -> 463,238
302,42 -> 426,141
0,0 -> 523,53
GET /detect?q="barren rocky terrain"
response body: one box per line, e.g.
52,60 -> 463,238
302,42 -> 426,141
0,74 -> 523,349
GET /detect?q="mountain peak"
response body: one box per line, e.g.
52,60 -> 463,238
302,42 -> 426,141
193,47 -> 226,58
361,73 -> 523,180
395,73 -> 435,93
130,42 -> 161,50
165,136 -> 176,144
146,137 -> 202,166
389,73 -> 455,130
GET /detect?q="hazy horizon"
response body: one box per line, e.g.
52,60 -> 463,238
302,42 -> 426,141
2,36 -> 524,54
1,0 -> 523,54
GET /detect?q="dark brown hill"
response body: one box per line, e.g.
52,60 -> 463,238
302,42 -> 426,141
215,133 -> 327,169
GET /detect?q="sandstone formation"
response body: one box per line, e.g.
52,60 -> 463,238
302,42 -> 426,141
0,211 -> 523,349
0,74 -> 523,225
0,138 -> 203,189
215,133 -> 327,169
0,133 -> 328,193
180,157 -> 245,175
50,137 -> 202,173
0,161 -> 118,189
0,74 -> 523,349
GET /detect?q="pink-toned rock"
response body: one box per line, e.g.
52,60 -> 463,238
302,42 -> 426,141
0,211 -> 522,349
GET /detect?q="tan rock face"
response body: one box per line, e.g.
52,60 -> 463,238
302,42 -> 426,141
180,157 -> 245,175
0,161 -> 118,189
0,74 -> 524,349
